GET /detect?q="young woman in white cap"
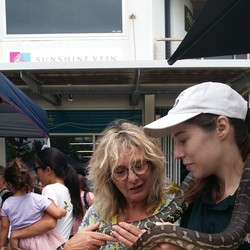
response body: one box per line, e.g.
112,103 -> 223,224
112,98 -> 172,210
143,82 -> 250,249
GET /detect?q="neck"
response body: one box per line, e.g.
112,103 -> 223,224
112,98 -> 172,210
49,176 -> 64,185
118,200 -> 160,222
216,154 -> 244,202
14,190 -> 27,196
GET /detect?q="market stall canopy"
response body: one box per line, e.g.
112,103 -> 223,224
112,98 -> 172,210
168,0 -> 250,65
0,72 -> 49,137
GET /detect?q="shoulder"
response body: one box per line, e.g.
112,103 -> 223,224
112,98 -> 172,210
43,183 -> 68,194
86,191 -> 95,203
26,193 -> 51,209
1,195 -> 14,207
29,192 -> 49,201
84,204 -> 98,217
1,195 -> 16,213
78,205 -> 96,229
79,205 -> 107,229
162,193 -> 175,207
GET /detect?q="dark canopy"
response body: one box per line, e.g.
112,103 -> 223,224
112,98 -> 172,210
0,72 -> 49,137
168,0 -> 250,65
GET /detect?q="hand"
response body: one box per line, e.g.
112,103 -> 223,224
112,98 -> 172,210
61,208 -> 67,217
64,223 -> 116,250
111,222 -> 146,248
9,233 -> 23,250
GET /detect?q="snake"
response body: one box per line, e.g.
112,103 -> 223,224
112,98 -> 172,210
128,155 -> 250,250
98,172 -> 195,235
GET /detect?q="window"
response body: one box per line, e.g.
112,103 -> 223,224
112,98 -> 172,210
50,135 -> 98,166
3,0 -> 125,38
5,135 -> 98,176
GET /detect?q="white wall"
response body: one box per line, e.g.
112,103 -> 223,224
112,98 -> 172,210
0,0 -> 180,129
0,0 -> 167,62
0,0 -> 194,74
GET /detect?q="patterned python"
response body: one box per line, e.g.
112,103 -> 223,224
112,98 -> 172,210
128,155 -> 250,250
98,173 -> 194,235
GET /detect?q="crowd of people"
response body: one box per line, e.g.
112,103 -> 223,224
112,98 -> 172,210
0,81 -> 249,249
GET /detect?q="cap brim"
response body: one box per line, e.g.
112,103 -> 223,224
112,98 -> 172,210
143,112 -> 200,137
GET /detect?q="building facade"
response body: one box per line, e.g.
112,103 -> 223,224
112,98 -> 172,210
0,0 -> 249,184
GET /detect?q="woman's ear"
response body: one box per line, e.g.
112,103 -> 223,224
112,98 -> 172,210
216,116 -> 230,138
46,166 -> 52,174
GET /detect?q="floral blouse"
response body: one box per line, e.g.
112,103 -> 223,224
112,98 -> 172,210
78,194 -> 175,250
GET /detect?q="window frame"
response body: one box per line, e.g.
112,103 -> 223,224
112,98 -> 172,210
1,0 -> 127,41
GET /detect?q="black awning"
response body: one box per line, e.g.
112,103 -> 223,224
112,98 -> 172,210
168,0 -> 250,65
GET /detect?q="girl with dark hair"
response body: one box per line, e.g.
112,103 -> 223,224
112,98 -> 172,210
9,147 -> 83,247
0,159 -> 66,250
34,147 -> 84,240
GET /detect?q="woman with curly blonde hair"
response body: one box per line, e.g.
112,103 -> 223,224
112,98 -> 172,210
78,119 -> 175,249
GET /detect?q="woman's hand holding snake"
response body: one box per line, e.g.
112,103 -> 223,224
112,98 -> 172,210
111,222 -> 146,248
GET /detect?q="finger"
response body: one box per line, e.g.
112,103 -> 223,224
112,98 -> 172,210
91,232 -> 117,243
78,225 -> 117,244
10,242 -> 23,250
83,223 -> 100,231
11,247 -> 23,250
84,232 -> 116,248
111,230 -> 134,247
117,222 -> 143,236
112,225 -> 141,247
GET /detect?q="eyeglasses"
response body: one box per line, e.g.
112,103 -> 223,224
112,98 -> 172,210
112,160 -> 150,181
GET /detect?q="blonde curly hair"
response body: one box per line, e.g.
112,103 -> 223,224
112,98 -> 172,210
87,119 -> 172,222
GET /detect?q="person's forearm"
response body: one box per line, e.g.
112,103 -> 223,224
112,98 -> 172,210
0,226 -> 8,247
11,213 -> 56,239
63,241 -> 71,250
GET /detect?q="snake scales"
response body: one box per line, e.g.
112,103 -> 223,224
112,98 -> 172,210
98,155 -> 250,249
98,173 -> 194,235
128,155 -> 250,250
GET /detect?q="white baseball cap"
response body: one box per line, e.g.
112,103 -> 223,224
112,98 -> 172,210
143,82 -> 248,137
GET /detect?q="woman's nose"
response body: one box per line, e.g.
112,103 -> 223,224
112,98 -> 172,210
127,168 -> 139,181
174,147 -> 185,160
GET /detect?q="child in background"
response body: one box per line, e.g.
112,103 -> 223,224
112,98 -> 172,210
38,180 -> 45,193
0,160 -> 66,250
70,174 -> 94,237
